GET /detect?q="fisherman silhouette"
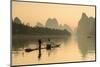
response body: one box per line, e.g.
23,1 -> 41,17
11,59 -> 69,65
46,39 -> 52,50
38,39 -> 42,60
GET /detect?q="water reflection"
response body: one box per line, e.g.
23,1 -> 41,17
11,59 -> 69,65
12,35 -> 95,65
12,37 -> 68,58
77,34 -> 95,58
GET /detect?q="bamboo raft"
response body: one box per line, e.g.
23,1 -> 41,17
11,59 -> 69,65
25,44 -> 60,52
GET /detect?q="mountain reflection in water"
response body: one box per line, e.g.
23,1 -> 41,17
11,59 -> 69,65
12,35 -> 95,66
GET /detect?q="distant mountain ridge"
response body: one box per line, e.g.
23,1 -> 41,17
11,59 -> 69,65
45,18 -> 59,29
77,13 -> 95,36
12,17 -> 71,36
35,18 -> 72,33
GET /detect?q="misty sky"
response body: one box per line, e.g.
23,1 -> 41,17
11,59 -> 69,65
12,1 -> 95,30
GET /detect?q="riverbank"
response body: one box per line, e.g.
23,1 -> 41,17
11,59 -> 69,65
12,34 -> 70,40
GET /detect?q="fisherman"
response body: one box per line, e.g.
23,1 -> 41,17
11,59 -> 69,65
46,39 -> 52,50
38,39 -> 42,60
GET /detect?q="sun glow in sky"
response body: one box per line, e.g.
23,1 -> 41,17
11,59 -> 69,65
12,1 -> 95,30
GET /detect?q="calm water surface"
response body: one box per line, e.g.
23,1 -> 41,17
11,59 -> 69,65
12,35 -> 95,66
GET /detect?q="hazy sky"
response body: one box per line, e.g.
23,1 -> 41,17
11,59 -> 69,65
12,1 -> 95,30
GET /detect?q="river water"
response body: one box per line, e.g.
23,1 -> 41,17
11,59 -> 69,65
12,34 -> 95,66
